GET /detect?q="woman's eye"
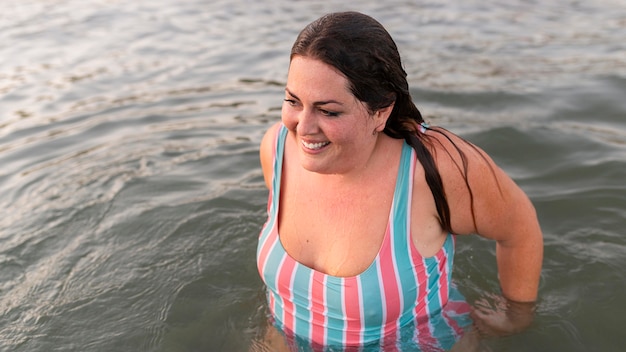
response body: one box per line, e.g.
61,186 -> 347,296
284,99 -> 297,106
320,109 -> 339,117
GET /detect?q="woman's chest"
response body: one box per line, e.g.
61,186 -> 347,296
277,175 -> 396,277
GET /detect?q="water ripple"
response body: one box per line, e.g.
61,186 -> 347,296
1,0 -> 625,350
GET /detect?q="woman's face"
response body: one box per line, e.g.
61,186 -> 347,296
282,55 -> 387,175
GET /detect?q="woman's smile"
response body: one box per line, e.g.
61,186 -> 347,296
302,140 -> 330,151
282,56 -> 387,174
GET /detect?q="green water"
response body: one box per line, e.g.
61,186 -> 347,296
1,0 -> 625,351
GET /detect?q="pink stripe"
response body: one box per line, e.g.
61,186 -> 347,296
442,310 -> 464,340
410,248 -> 437,348
382,339 -> 399,352
343,276 -> 362,344
379,223 -> 401,338
276,255 -> 297,333
447,300 -> 471,315
407,145 -> 440,349
437,249 -> 466,338
310,271 -> 326,346
311,342 -> 324,352
444,299 -> 471,337
257,125 -> 281,266
415,312 -> 436,350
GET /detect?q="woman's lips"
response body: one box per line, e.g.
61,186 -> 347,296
301,140 -> 330,150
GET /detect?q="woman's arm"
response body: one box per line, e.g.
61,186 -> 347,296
428,128 -> 543,301
427,128 -> 543,335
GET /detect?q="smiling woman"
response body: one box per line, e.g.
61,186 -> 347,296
280,56 -> 391,176
256,11 -> 543,351
1,0 -> 624,351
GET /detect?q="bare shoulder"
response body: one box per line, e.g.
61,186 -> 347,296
260,122 -> 282,189
422,127 -> 538,239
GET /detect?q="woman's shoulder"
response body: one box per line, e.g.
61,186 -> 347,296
260,122 -> 283,189
420,126 -> 529,236
421,126 -> 478,156
421,126 -> 497,183
260,122 -> 282,149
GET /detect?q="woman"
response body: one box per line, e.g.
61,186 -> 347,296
256,11 -> 543,351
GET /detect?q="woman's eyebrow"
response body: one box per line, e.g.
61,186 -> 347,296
285,88 -> 343,106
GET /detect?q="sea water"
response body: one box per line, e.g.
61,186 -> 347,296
1,0 -> 625,351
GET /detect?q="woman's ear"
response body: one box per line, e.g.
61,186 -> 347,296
374,102 -> 394,132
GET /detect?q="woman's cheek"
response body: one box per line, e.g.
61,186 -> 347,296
281,105 -> 297,131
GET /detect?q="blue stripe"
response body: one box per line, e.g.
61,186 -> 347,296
430,307 -> 458,351
265,247 -> 286,326
261,126 -> 289,326
291,263 -> 312,340
360,264 -> 383,342
258,125 -> 286,245
325,277 -> 345,344
393,142 -> 418,328
397,319 -> 420,351
271,125 -> 287,211
425,256 -> 443,316
432,236 -> 457,350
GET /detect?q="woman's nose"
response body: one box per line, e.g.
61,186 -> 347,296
296,109 -> 317,135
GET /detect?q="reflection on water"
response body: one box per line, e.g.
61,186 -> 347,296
0,0 -> 625,351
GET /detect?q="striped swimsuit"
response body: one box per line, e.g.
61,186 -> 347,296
257,125 -> 470,350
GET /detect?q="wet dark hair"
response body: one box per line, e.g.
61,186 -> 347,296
291,11 -> 467,232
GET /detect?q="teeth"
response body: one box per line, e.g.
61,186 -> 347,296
302,140 -> 330,150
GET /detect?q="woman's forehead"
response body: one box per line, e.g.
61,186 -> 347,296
286,56 -> 352,98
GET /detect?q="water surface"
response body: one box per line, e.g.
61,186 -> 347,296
1,0 -> 625,351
